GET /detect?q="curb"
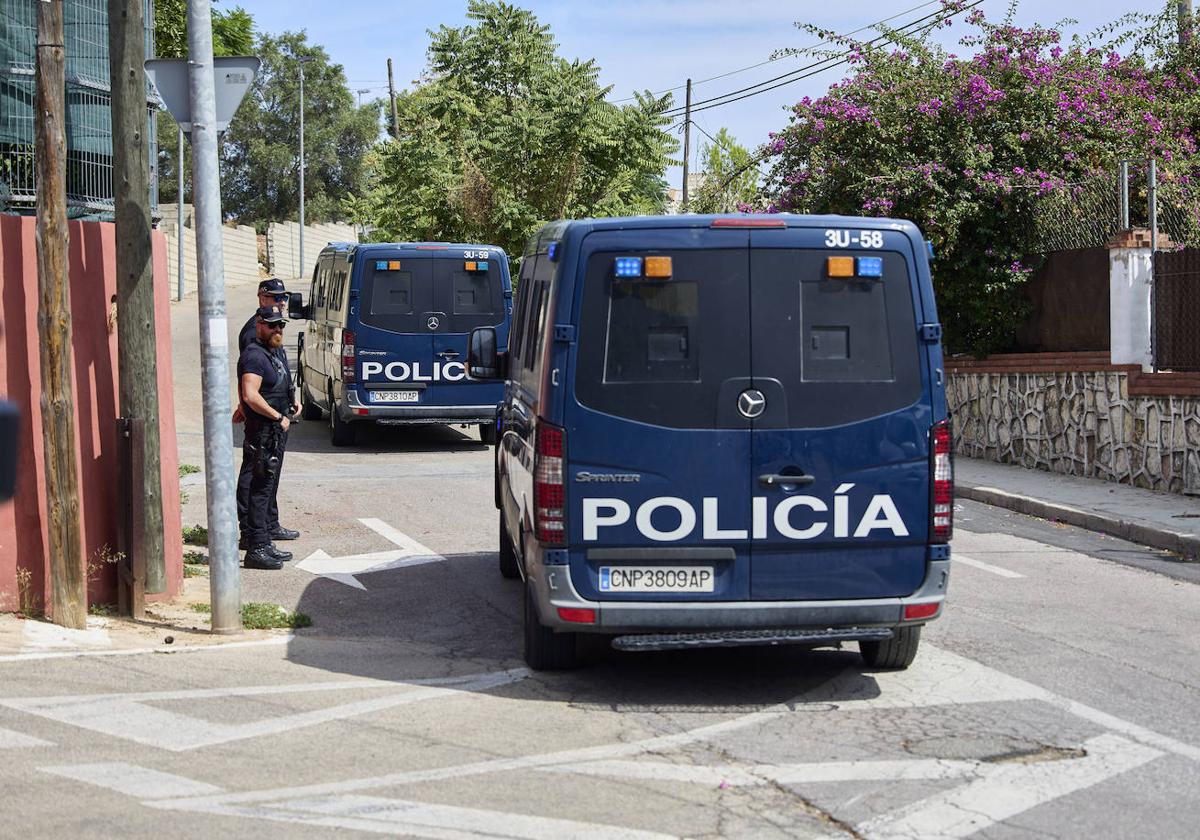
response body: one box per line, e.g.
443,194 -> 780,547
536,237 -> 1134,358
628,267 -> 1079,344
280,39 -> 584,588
957,483 -> 1200,560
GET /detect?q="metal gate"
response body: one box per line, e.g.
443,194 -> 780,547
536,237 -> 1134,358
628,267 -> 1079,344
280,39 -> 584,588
1154,248 -> 1200,371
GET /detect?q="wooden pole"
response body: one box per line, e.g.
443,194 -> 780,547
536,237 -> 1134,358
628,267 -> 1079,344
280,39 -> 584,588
681,79 -> 692,214
387,58 -> 399,139
109,0 -> 165,596
35,0 -> 86,629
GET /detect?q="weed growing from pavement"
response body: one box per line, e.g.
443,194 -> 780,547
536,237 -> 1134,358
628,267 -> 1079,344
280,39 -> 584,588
183,550 -> 208,565
15,567 -> 40,618
178,463 -> 201,477
242,603 -> 312,629
183,564 -> 208,578
88,603 -> 115,616
182,525 -> 208,546
188,601 -> 312,629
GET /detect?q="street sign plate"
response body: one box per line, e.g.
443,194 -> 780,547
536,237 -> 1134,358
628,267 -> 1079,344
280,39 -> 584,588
144,56 -> 261,135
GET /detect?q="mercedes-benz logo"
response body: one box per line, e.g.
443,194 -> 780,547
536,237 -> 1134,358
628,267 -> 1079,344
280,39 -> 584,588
427,316 -> 440,331
737,389 -> 766,419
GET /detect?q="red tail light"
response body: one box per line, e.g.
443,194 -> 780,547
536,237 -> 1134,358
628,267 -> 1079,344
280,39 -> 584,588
341,329 -> 356,384
535,423 -> 566,545
931,420 -> 953,542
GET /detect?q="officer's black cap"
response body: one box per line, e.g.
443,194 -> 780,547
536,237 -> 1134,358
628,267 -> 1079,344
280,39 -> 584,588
258,278 -> 289,295
256,304 -> 287,324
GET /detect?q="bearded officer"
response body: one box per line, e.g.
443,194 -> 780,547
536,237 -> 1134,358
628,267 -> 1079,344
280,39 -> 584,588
236,305 -> 298,569
240,278 -> 291,352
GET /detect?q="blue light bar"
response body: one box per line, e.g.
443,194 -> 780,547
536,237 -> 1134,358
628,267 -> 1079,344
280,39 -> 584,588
856,257 -> 884,278
375,260 -> 388,270
474,261 -> 488,271
547,241 -> 559,261
614,257 -> 643,278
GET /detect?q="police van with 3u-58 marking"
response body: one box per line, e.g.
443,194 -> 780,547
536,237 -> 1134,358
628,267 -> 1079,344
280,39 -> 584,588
467,214 -> 953,671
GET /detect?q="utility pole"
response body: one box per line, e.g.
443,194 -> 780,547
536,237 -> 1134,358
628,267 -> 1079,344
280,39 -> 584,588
109,0 -> 165,597
187,0 -> 241,634
681,78 -> 692,214
387,58 -> 399,139
356,88 -> 370,107
35,0 -> 85,629
1180,0 -> 1193,46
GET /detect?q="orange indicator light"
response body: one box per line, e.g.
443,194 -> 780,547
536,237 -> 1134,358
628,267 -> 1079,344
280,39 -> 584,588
827,256 -> 855,277
387,260 -> 401,270
465,261 -> 477,271
644,256 -> 673,278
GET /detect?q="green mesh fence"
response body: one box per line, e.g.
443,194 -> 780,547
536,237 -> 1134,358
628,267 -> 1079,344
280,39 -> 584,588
0,0 -> 155,218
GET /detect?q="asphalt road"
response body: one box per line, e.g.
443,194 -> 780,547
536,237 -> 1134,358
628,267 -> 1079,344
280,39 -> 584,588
0,292 -> 1195,838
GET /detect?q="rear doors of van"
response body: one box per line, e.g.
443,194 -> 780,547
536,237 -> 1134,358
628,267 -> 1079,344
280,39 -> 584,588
353,249 -> 509,405
563,221 -> 934,604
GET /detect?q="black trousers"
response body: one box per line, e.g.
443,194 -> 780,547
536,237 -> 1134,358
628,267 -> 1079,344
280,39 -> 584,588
236,426 -> 288,547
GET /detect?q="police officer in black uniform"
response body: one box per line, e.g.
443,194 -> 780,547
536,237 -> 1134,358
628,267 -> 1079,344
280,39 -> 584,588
235,279 -> 302,554
240,278 -> 290,353
236,305 -> 298,569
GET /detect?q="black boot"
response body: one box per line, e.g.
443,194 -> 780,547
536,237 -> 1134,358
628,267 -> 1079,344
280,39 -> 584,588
271,527 -> 301,541
244,545 -> 283,570
266,544 -> 293,561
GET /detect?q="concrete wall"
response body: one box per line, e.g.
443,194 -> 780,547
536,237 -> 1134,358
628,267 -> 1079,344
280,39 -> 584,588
0,216 -> 183,613
160,221 -> 260,297
947,354 -> 1200,495
267,220 -> 358,283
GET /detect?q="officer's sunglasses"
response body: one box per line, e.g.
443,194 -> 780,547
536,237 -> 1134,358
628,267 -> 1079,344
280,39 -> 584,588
271,293 -> 289,303
260,321 -> 287,331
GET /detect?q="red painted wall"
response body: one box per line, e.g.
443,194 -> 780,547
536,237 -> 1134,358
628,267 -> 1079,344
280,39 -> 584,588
0,215 -> 182,613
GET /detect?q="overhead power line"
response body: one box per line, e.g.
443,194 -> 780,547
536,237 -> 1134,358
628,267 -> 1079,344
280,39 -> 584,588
660,0 -> 980,119
612,0 -> 944,104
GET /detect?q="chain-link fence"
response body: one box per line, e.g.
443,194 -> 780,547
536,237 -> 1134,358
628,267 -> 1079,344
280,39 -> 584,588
0,0 -> 156,218
1029,171 -> 1122,253
1029,161 -> 1200,253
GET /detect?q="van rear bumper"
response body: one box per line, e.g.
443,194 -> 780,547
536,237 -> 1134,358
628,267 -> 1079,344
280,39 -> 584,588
533,558 -> 951,633
342,392 -> 496,424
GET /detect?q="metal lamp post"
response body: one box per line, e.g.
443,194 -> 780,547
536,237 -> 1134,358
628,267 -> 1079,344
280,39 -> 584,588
298,55 -> 313,282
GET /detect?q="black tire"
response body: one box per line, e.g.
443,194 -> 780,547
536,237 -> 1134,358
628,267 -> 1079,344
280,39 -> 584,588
479,421 -> 498,446
498,514 -> 519,579
524,581 -> 578,671
299,367 -> 322,421
860,625 -> 922,670
328,393 -> 357,447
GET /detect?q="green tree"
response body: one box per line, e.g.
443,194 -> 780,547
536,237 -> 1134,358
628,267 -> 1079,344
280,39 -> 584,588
153,0 -> 254,59
690,128 -> 760,213
763,1 -> 1198,355
352,1 -> 678,257
154,0 -> 254,204
219,31 -> 380,229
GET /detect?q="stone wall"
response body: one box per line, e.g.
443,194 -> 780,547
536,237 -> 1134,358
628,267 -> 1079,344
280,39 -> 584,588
266,220 -> 359,282
947,355 -> 1200,494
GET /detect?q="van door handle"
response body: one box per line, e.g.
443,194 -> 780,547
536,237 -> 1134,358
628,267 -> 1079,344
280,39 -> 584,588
759,473 -> 816,487
438,349 -> 460,358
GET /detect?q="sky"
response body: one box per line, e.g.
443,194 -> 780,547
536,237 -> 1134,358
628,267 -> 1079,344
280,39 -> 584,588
235,0 -> 1162,190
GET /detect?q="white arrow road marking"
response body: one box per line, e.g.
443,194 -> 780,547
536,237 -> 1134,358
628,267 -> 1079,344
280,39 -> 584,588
954,553 -> 1025,578
7,669 -> 526,752
296,518 -> 444,589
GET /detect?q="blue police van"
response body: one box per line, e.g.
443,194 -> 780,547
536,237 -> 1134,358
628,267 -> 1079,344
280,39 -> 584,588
290,242 -> 511,446
467,215 -> 953,670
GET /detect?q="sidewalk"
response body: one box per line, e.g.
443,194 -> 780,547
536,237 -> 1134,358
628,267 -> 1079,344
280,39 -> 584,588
956,457 -> 1200,559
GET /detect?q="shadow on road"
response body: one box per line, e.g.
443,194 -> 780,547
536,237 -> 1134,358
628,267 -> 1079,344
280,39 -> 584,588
285,549 -> 883,709
283,418 -> 489,455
